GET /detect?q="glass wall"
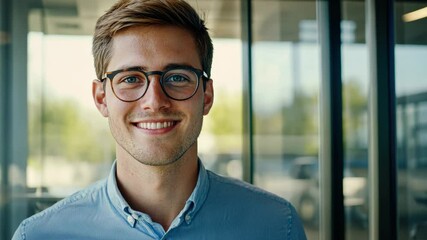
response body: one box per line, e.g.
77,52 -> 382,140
27,10 -> 114,206
251,1 -> 320,238
395,1 -> 427,239
342,1 -> 369,239
194,0 -> 244,180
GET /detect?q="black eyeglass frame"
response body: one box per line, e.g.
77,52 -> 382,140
100,66 -> 209,102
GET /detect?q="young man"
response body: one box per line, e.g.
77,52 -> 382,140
13,0 -> 307,239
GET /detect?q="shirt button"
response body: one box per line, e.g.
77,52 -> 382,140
127,215 -> 135,226
185,214 -> 191,223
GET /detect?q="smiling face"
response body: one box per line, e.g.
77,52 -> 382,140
93,25 -> 214,166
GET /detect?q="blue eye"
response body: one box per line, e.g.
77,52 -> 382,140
114,73 -> 146,90
123,76 -> 140,84
165,74 -> 188,83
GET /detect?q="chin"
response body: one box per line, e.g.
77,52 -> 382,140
133,150 -> 185,167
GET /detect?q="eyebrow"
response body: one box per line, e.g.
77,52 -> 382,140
112,63 -> 199,72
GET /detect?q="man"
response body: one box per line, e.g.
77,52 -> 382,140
13,0 -> 307,239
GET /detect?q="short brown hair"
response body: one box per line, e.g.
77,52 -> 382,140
92,0 -> 213,80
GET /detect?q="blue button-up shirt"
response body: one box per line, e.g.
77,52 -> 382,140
13,161 -> 307,239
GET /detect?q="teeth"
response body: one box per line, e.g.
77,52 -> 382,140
138,121 -> 174,130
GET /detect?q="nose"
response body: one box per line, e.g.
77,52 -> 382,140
138,75 -> 171,111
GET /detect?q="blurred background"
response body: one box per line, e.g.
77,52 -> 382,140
1,0 -> 427,239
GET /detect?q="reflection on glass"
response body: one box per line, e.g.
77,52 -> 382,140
200,37 -> 243,179
193,0 -> 243,179
395,2 -> 427,239
27,10 -> 115,207
252,1 -> 320,238
342,1 -> 369,239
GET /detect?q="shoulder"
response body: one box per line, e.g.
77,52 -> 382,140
12,179 -> 107,240
203,170 -> 307,239
206,170 -> 294,212
30,179 -> 107,219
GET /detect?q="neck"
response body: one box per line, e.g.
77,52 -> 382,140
116,148 -> 199,231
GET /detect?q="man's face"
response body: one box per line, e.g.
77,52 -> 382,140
93,25 -> 214,166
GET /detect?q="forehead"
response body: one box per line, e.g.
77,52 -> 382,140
108,25 -> 201,71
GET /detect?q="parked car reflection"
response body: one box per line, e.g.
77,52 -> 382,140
282,157 -> 367,227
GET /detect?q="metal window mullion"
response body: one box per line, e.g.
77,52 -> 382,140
367,0 -> 397,239
8,0 -> 29,238
0,0 -> 11,238
241,0 -> 254,184
318,0 -> 345,239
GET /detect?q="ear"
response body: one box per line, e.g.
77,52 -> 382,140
92,80 -> 109,117
203,79 -> 214,115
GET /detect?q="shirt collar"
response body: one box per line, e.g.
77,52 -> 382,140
185,159 -> 209,219
106,161 -> 130,219
106,159 -> 210,225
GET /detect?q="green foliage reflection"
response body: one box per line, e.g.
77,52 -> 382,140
29,97 -> 113,164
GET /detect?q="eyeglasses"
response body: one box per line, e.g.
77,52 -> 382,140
101,66 -> 208,102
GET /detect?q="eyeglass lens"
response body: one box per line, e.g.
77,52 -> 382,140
111,68 -> 199,101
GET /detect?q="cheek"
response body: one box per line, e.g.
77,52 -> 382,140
189,98 -> 206,120
105,95 -> 130,121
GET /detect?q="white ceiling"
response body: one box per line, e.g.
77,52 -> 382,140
29,0 -> 242,38
27,0 -> 427,44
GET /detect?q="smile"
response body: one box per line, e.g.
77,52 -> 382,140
136,121 -> 176,130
